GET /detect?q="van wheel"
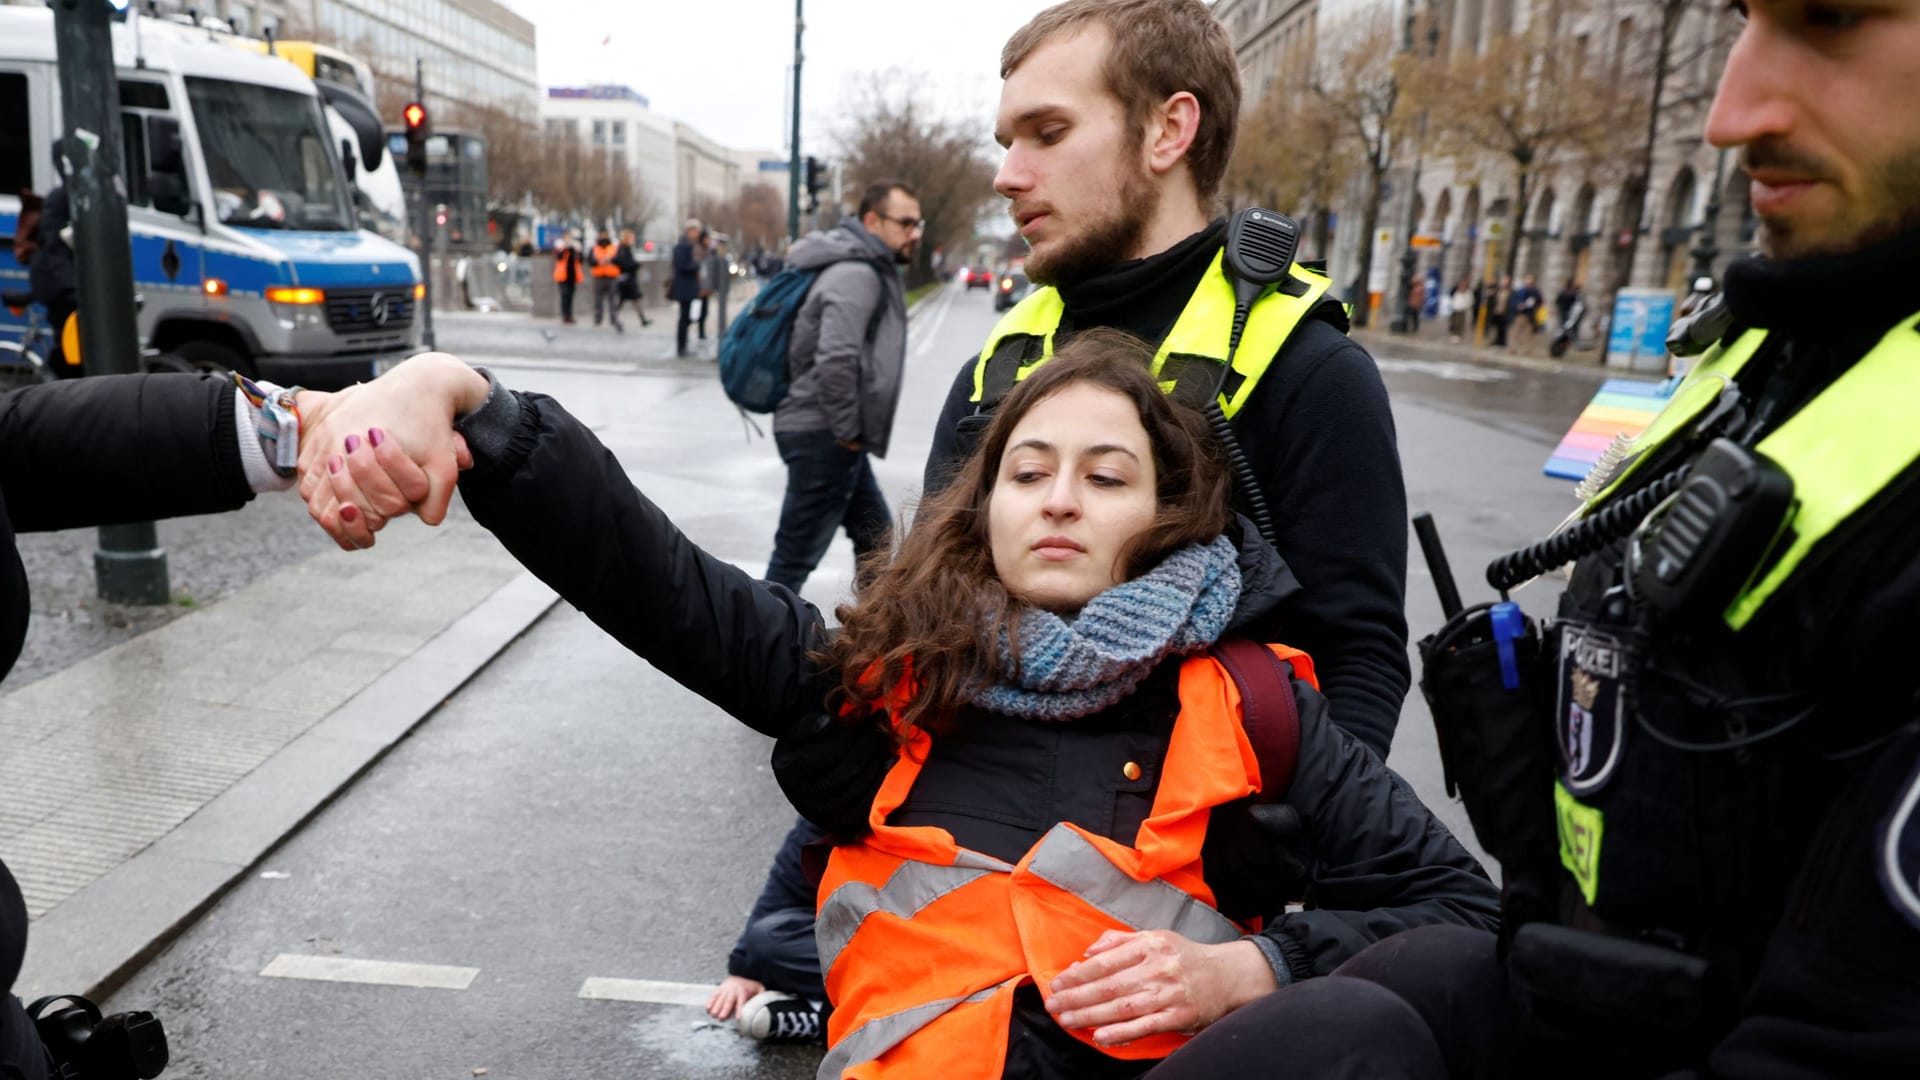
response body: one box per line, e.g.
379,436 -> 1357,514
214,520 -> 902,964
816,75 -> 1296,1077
162,339 -> 256,379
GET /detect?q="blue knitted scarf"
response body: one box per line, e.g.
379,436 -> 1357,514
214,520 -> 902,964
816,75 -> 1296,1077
972,536 -> 1242,722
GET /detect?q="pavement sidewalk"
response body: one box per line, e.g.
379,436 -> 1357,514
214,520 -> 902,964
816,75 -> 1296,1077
1351,324 -> 1646,384
1,517 -> 558,1001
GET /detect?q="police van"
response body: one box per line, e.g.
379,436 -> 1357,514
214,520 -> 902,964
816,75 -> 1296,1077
0,7 -> 422,389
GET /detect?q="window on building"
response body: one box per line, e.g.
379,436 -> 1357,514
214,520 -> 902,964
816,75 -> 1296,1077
612,121 -> 625,146
592,119 -> 606,144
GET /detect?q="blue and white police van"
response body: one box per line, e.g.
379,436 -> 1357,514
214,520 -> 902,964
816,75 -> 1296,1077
0,7 -> 423,389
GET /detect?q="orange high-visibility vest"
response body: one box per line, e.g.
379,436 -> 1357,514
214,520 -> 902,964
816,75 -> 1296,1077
553,248 -> 578,284
589,242 -> 621,278
816,645 -> 1317,1079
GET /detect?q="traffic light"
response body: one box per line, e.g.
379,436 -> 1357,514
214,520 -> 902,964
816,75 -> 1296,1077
403,102 -> 429,175
434,204 -> 448,228
805,155 -> 827,212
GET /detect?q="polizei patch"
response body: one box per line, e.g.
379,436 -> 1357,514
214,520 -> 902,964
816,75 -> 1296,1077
1878,757 -> 1920,932
1557,623 -> 1625,795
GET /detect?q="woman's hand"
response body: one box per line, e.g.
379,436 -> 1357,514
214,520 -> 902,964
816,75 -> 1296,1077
1044,930 -> 1278,1047
705,975 -> 766,1021
298,352 -> 488,549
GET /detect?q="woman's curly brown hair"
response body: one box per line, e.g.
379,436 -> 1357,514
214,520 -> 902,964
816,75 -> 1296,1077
820,328 -> 1231,743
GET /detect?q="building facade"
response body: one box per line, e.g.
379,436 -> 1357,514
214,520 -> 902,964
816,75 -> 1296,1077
1223,0 -> 1753,326
674,121 -> 740,229
294,0 -> 538,123
540,84 -> 678,243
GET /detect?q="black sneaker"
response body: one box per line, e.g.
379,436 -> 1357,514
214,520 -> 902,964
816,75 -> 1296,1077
736,990 -> 825,1045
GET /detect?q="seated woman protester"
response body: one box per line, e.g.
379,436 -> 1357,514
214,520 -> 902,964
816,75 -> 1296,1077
307,331 -> 1499,1079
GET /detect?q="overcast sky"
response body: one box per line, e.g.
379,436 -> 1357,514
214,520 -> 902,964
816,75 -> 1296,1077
497,0 -> 1062,154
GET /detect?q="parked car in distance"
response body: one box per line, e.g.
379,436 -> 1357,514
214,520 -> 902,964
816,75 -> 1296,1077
994,269 -> 1032,311
966,266 -> 995,290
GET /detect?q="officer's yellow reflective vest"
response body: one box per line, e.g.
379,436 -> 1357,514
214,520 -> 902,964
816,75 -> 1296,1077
971,253 -> 1337,420
1577,307 -> 1920,630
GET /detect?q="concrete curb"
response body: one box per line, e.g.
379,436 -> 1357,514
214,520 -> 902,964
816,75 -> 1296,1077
15,572 -> 558,1001
1352,327 -> 1661,384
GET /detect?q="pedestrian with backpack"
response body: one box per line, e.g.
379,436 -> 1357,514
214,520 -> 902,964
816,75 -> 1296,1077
759,180 -> 919,596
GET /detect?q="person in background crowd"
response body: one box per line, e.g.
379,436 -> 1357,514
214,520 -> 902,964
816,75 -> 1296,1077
588,230 -> 624,333
671,219 -> 704,358
703,234 -> 734,338
552,232 -> 582,326
614,229 -> 653,328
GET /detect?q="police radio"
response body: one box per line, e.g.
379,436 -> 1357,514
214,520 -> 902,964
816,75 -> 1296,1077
1210,207 -> 1303,546
1627,437 -> 1796,624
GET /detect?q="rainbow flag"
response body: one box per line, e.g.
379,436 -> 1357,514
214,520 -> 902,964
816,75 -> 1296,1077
1544,378 -> 1675,481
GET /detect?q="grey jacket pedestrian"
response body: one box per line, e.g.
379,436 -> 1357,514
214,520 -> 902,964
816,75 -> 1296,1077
701,249 -> 732,300
774,220 -> 907,458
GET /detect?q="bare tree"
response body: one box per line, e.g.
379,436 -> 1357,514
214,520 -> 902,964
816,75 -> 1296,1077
1607,0 -> 1741,287
833,71 -> 1000,288
1422,0 -> 1639,282
1301,7 -> 1421,326
734,182 -> 788,254
1226,93 -> 1352,234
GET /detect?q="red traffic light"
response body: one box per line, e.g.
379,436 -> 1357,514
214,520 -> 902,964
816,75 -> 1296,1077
642,241 -> 654,252
403,102 -> 428,130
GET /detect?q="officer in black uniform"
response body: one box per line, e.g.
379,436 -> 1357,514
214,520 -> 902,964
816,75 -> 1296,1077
1140,0 -> 1920,1075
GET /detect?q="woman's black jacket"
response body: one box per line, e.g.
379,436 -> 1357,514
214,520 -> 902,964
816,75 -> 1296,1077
1,374 -> 254,1072
455,382 -> 1501,986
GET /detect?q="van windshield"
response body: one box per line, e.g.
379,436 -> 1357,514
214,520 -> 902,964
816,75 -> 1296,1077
186,77 -> 352,231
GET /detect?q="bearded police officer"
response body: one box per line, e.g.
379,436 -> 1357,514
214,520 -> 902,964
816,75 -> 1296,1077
1141,0 -> 1920,1075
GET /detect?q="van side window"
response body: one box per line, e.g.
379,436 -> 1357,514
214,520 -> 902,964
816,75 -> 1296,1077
118,82 -> 170,211
0,72 -> 30,196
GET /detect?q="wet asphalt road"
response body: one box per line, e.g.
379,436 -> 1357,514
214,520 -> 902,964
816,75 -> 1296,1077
100,285 -> 1597,1078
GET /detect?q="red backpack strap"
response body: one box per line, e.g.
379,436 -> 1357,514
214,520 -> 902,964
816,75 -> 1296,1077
1212,639 -> 1303,801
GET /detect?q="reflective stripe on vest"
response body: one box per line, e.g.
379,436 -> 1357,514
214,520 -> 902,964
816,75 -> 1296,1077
971,253 -> 1335,420
1022,823 -> 1242,946
815,645 -> 1317,1078
818,978 -> 1020,1080
1579,312 -> 1920,630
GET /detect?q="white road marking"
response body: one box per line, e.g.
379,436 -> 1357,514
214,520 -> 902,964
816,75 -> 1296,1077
913,287 -> 954,357
260,954 -> 479,990
1373,357 -> 1512,383
578,977 -> 719,1007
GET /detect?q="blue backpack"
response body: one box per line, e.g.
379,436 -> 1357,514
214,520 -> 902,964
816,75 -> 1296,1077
718,258 -> 882,414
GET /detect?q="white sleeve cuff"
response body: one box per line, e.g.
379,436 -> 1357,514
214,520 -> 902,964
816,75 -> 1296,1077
234,388 -> 296,493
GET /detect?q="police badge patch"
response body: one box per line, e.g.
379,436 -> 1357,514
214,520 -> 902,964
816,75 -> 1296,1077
1558,623 -> 1625,795
1878,757 -> 1920,932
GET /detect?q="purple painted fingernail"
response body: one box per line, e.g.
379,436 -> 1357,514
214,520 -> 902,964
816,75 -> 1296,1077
369,427 -> 385,448
328,455 -> 342,474
345,433 -> 361,454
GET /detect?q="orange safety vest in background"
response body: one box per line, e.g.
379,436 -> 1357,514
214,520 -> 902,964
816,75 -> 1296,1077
553,248 -> 578,284
589,242 -> 621,278
815,645 -> 1317,1079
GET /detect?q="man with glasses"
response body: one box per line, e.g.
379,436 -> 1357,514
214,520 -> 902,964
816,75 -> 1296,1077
762,180 -> 920,596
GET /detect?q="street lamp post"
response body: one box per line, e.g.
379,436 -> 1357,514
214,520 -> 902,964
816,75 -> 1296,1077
787,0 -> 804,243
1390,3 -> 1439,335
55,0 -> 170,604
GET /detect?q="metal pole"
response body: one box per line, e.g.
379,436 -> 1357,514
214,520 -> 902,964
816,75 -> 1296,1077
415,58 -> 436,349
787,0 -> 803,243
55,0 -> 170,604
1391,4 -> 1437,335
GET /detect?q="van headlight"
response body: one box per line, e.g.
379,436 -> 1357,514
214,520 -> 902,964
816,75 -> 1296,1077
265,286 -> 327,330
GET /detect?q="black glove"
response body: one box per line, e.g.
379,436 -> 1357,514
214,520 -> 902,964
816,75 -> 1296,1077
1202,799 -> 1314,921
